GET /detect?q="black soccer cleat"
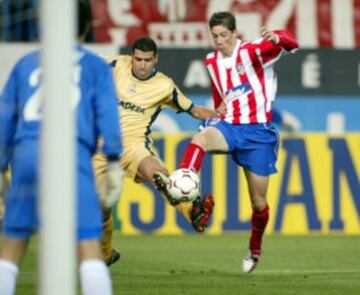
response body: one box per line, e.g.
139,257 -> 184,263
153,172 -> 180,206
105,249 -> 121,267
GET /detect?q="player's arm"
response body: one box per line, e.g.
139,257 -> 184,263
210,79 -> 223,109
209,79 -> 227,116
94,59 -> 124,208
258,27 -> 299,65
0,63 -> 19,173
261,27 -> 298,52
100,54 -> 120,64
0,63 -> 19,199
272,29 -> 299,52
167,85 -> 216,119
204,55 -> 224,111
94,60 -> 123,158
189,104 -> 217,120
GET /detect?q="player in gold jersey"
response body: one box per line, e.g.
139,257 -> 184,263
94,37 -> 217,266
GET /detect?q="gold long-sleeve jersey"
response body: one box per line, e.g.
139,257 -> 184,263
104,55 -> 193,147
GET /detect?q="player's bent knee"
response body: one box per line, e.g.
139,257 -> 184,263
251,198 -> 267,211
192,127 -> 221,151
191,130 -> 210,150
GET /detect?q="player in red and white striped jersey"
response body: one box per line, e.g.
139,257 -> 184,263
205,26 -> 298,124
180,11 -> 299,273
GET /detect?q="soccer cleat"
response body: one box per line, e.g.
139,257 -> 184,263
153,172 -> 215,232
190,194 -> 214,233
105,249 -> 121,267
153,172 -> 180,205
242,251 -> 259,273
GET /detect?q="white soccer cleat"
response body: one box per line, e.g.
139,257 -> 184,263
242,251 -> 259,273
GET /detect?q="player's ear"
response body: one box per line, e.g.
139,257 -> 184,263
235,30 -> 242,40
154,53 -> 158,64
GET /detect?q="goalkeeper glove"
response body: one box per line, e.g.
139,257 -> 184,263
0,172 -> 8,197
99,161 -> 125,208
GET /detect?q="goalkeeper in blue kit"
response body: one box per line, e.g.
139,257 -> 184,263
0,1 -> 124,294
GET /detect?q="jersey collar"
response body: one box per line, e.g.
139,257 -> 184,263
131,68 -> 158,81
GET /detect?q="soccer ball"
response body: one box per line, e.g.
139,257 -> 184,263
168,168 -> 200,202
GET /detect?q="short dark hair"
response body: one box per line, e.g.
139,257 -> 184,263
209,11 -> 236,31
78,0 -> 92,37
132,37 -> 158,55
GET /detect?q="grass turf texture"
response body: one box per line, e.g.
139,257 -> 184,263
10,233 -> 360,294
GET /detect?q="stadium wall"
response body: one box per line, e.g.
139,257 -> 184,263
91,0 -> 360,49
115,133 -> 360,235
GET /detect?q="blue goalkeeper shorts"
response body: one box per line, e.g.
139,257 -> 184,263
203,119 -> 279,176
3,140 -> 102,241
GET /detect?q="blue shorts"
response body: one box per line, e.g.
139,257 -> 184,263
205,119 -> 279,176
3,140 -> 102,241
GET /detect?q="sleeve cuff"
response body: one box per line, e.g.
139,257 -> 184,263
106,155 -> 120,162
274,34 -> 280,45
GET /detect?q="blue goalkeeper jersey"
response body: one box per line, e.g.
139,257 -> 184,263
0,45 -> 122,171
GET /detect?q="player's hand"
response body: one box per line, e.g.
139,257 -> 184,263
198,117 -> 220,131
260,27 -> 279,44
100,161 -> 125,208
215,101 -> 226,116
0,172 -> 8,201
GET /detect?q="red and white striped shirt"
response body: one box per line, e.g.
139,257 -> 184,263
205,30 -> 298,124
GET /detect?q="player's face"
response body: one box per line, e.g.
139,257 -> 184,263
210,25 -> 238,57
132,49 -> 158,80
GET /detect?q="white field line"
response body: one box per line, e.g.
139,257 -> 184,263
255,269 -> 360,274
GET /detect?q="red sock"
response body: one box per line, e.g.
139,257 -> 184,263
249,204 -> 269,257
180,143 -> 205,172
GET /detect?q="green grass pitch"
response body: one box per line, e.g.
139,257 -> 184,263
12,233 -> 360,294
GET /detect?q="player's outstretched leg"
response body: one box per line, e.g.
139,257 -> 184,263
152,172 -> 180,205
153,172 -> 215,232
101,216 -> 121,267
